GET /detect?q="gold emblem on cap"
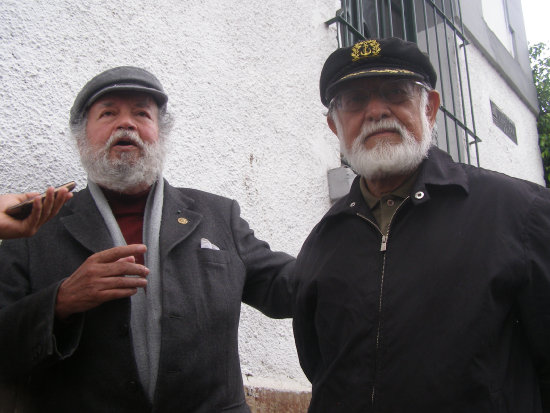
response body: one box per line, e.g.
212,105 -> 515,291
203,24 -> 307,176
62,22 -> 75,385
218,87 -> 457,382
351,40 -> 381,62
177,217 -> 189,225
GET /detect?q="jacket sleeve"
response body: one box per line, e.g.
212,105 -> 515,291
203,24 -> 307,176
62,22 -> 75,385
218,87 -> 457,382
229,200 -> 296,319
520,188 -> 550,412
0,238 -> 83,379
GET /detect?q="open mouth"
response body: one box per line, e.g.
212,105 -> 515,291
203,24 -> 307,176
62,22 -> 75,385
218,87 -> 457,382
113,138 -> 139,148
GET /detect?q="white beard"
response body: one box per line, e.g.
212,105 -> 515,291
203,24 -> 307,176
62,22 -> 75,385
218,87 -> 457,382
78,129 -> 165,193
339,113 -> 433,181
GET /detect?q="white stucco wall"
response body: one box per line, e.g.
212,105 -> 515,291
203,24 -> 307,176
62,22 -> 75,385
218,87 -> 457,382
465,44 -> 544,185
0,0 -> 343,392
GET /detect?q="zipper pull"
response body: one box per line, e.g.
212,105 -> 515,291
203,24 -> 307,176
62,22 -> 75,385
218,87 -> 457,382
380,235 -> 388,252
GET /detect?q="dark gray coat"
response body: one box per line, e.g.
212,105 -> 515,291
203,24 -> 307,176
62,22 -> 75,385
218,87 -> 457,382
293,147 -> 550,412
0,180 -> 295,412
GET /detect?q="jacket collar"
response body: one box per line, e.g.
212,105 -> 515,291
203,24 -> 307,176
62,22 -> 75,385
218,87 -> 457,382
326,146 -> 470,219
410,146 -> 469,204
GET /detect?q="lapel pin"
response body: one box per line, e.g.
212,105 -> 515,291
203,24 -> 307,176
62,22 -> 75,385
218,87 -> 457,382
177,217 -> 189,225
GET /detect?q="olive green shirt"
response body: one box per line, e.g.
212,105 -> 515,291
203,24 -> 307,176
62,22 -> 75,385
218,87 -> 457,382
359,172 -> 418,235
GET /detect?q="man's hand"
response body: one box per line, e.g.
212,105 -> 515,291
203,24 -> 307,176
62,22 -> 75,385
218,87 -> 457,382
55,244 -> 150,320
0,187 -> 73,239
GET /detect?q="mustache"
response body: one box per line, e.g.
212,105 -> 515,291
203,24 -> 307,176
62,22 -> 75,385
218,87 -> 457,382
105,129 -> 144,150
356,119 -> 410,145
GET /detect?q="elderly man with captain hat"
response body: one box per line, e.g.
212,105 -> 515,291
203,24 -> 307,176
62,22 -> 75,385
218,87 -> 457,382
293,37 -> 550,412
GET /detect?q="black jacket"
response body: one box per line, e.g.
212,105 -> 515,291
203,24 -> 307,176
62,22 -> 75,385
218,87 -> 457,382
293,147 -> 550,412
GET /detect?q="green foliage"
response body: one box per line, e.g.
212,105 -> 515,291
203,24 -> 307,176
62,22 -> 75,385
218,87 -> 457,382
529,42 -> 550,187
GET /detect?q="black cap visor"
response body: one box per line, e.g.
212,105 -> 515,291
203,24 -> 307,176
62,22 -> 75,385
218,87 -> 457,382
326,67 -> 425,104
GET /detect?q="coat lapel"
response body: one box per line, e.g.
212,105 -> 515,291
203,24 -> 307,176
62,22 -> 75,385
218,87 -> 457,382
60,187 -> 114,253
159,181 -> 202,259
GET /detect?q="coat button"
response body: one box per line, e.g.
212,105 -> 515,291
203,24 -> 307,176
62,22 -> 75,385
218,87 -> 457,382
127,380 -> 139,392
118,323 -> 129,337
414,191 -> 425,199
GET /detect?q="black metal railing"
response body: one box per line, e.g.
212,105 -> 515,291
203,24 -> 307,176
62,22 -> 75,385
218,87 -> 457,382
327,0 -> 481,166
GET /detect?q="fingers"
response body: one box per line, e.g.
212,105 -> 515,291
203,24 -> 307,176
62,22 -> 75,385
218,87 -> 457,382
36,186 -> 73,227
23,195 -> 46,232
117,255 -> 137,263
91,244 -> 148,264
50,188 -> 73,217
55,246 -> 150,320
0,187 -> 74,239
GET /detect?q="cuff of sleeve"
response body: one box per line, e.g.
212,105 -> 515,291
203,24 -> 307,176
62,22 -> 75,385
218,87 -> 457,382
51,280 -> 83,359
52,313 -> 84,358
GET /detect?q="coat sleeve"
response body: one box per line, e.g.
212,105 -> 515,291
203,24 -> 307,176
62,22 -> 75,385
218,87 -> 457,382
0,238 -> 83,380
520,188 -> 550,412
229,200 -> 296,319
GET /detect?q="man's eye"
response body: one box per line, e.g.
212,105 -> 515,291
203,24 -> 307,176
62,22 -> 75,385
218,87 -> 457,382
100,111 -> 114,117
387,87 -> 407,96
345,93 -> 369,104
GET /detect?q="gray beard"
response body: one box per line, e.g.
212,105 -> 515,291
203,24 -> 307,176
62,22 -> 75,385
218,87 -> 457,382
78,129 -> 165,193
339,116 -> 433,181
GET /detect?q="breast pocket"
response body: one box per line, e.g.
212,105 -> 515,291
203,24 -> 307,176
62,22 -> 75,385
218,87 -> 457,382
195,249 -> 242,326
197,248 -> 230,265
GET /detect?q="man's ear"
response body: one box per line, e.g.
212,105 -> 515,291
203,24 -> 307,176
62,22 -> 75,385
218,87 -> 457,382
426,90 -> 440,127
327,115 -> 338,136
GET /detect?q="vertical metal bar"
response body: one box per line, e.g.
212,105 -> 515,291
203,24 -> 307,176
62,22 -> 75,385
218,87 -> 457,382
420,0 -> 439,147
440,0 -> 463,162
407,0 -> 418,42
358,0 -> 365,37
386,0 -> 394,37
449,0 -> 471,164
401,0 -> 409,40
421,0 -> 430,52
456,0 -> 480,166
431,4 -> 451,153
375,0 -> 381,37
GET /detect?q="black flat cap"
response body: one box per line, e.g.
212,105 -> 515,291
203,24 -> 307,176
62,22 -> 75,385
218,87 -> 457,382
70,66 -> 168,124
320,37 -> 437,107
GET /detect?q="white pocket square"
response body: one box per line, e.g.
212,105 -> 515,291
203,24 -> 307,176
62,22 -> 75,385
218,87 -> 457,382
200,238 -> 220,250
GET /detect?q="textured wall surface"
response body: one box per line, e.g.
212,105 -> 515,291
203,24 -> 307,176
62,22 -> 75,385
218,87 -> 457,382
466,44 -> 544,184
0,0 -> 344,393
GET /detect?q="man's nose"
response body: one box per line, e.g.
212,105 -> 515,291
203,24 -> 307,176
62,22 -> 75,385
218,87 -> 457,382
363,94 -> 391,122
116,112 -> 137,130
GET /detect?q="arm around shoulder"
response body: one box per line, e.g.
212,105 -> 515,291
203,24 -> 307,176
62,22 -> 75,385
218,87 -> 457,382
230,199 -> 296,318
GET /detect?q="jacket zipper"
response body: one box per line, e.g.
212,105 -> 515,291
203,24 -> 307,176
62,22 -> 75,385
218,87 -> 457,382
357,196 -> 411,407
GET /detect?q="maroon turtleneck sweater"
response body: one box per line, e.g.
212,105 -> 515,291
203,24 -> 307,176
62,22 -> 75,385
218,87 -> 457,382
102,188 -> 150,265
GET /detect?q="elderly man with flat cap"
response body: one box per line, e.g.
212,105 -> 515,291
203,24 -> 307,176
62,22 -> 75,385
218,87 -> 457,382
293,38 -> 550,412
0,66 -> 294,412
